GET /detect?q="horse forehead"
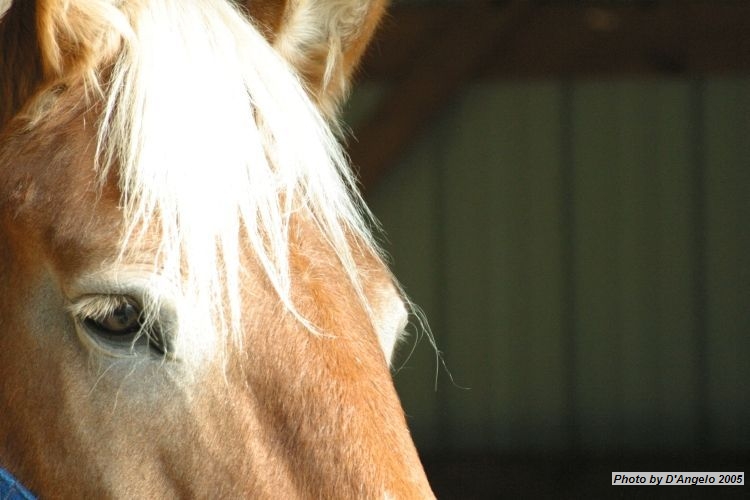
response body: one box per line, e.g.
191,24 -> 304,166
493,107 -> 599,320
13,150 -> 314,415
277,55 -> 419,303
348,245 -> 408,361
0,116 -> 121,270
372,279 -> 408,361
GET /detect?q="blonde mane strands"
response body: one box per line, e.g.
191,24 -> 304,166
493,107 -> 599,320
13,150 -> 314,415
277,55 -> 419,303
75,0 -> 379,363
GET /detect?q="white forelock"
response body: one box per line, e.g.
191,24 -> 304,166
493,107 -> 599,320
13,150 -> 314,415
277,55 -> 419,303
90,0 -> 379,363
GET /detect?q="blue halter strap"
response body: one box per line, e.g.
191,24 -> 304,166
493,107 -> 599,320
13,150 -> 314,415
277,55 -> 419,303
0,468 -> 36,500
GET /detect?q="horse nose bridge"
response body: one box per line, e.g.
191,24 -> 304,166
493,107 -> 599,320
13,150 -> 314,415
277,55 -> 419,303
224,305 -> 425,493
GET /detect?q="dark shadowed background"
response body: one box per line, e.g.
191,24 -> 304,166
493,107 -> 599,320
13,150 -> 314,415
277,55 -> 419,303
344,1 -> 749,498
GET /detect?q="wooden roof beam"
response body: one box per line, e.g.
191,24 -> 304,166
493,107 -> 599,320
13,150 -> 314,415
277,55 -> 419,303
349,1 -> 533,195
350,2 -> 750,195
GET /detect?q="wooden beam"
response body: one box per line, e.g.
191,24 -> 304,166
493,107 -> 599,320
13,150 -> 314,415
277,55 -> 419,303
350,2 -> 750,194
359,2 -> 750,81
349,1 -> 533,195
475,3 -> 750,78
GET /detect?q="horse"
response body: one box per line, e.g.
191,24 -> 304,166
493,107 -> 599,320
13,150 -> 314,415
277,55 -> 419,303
0,0 -> 434,497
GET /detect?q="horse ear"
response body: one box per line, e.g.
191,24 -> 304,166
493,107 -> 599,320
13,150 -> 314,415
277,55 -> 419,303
35,0 -> 124,80
246,0 -> 388,119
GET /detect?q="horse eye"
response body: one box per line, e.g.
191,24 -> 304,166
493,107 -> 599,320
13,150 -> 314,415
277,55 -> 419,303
85,300 -> 142,335
79,296 -> 169,356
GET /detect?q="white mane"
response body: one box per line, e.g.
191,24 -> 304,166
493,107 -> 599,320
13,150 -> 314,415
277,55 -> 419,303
89,0 -> 379,363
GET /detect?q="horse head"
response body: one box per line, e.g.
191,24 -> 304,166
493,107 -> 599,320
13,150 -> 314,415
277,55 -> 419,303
0,1 -> 433,497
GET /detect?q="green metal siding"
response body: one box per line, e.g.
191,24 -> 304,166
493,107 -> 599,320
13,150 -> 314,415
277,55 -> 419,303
354,78 -> 750,454
705,80 -> 750,451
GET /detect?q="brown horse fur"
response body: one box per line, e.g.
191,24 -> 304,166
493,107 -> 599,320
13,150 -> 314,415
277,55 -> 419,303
0,0 -> 434,497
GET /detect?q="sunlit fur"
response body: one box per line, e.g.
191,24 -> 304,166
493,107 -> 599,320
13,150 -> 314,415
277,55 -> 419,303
32,0 -> 383,365
0,0 -> 436,497
274,0 -> 389,118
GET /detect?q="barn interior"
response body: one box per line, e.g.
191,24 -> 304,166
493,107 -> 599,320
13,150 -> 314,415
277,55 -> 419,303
345,1 -> 750,498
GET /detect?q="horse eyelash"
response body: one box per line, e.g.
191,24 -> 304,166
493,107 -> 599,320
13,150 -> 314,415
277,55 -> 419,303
68,295 -> 135,322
